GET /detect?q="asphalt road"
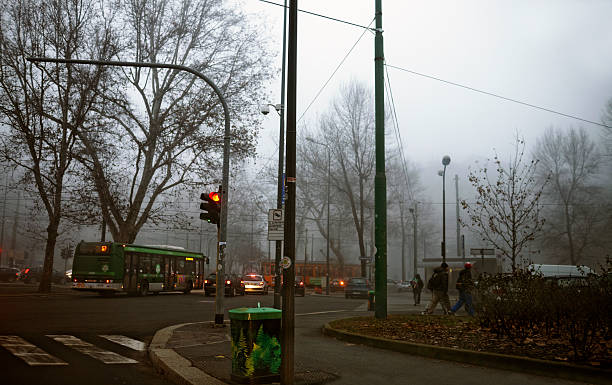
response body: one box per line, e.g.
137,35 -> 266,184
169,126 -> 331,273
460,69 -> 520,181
0,283 -> 358,385
0,283 -> 591,385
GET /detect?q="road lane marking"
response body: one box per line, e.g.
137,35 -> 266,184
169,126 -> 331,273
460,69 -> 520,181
296,310 -> 347,316
99,335 -> 146,351
47,335 -> 137,364
0,335 -> 67,366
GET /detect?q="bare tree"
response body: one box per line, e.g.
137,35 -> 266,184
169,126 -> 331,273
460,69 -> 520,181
70,0 -> 273,243
0,0 -> 118,291
299,81 -> 375,277
534,127 -> 601,265
461,137 -> 547,271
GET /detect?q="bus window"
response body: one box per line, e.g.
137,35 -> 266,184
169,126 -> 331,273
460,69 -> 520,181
152,255 -> 161,275
178,258 -> 185,274
141,255 -> 151,274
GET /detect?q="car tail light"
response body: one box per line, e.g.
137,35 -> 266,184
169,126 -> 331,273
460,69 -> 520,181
226,280 -> 231,285
25,268 -> 30,274
105,279 -> 111,284
73,278 -> 77,282
204,279 -> 208,284
240,280 -> 244,284
340,281 -> 345,286
259,281 -> 264,286
299,281 -> 304,286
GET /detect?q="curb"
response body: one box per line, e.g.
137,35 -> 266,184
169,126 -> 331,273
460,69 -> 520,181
323,323 -> 612,385
148,322 -> 228,385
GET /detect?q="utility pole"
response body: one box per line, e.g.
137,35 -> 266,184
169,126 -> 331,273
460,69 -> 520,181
374,0 -> 387,319
455,174 -> 461,257
412,203 -> 418,277
400,202 -> 406,282
280,0 -> 297,382
274,0 -> 288,311
304,227 -> 307,265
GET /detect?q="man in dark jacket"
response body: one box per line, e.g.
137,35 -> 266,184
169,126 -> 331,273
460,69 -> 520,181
422,262 -> 451,314
411,274 -> 424,305
450,262 -> 475,316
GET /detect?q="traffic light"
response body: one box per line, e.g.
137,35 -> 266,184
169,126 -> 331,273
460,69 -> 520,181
200,191 -> 221,226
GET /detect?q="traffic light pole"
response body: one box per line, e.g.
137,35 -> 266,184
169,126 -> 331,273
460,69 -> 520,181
26,57 -> 232,325
374,0 -> 388,319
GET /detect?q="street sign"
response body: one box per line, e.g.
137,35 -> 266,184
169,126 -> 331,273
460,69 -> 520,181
268,209 -> 284,241
470,248 -> 495,255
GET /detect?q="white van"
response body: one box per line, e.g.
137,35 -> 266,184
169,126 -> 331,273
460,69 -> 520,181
527,264 -> 594,277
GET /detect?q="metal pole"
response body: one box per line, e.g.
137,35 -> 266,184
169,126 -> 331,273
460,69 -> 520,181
280,0 -> 297,382
455,174 -> 461,257
26,57 -> 231,325
274,0 -> 288,310
413,203 -> 418,277
442,165 -> 446,263
374,0 -> 387,319
326,149 -> 330,295
400,202 -> 406,282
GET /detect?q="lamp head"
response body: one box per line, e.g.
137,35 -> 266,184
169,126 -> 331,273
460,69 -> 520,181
442,155 -> 451,166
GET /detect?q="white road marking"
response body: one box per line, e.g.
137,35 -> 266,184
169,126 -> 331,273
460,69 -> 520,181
0,335 -> 67,366
47,335 -> 137,364
99,335 -> 146,351
296,310 -> 347,316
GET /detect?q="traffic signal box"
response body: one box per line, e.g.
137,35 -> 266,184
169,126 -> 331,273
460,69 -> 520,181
200,191 -> 221,227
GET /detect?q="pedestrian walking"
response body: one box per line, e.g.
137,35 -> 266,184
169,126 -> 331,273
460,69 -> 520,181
450,262 -> 475,316
411,274 -> 424,305
422,262 -> 451,315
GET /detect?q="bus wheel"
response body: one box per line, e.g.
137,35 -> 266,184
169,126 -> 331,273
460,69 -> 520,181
139,282 -> 149,296
183,281 -> 193,294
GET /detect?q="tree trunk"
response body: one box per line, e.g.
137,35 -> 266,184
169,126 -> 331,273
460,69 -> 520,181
39,222 -> 59,293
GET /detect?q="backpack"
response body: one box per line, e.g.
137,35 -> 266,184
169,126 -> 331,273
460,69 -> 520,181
427,272 -> 439,290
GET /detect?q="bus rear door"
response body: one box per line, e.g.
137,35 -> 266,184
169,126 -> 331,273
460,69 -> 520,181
123,253 -> 139,293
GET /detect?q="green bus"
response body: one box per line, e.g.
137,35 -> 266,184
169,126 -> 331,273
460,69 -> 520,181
71,241 -> 206,296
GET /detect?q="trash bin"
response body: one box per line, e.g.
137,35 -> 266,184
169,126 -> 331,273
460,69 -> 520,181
229,305 -> 282,383
367,290 -> 375,311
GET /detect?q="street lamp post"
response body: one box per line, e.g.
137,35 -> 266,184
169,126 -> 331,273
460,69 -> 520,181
439,155 -> 451,263
306,137 -> 331,295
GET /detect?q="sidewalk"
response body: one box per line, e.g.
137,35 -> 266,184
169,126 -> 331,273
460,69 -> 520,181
148,291 -> 429,385
148,291 -> 594,385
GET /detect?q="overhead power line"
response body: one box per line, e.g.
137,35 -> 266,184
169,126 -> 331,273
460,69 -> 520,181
385,64 -> 612,130
298,17 -> 375,123
256,0 -> 375,31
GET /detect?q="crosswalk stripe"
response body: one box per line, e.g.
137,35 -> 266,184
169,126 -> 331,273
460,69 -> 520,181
47,335 -> 138,364
99,335 -> 146,351
0,335 -> 67,366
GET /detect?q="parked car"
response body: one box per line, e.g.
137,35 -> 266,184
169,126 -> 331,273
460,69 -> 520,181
345,277 -> 371,299
295,276 -> 306,296
18,266 -> 65,284
204,273 -> 245,296
330,279 -> 346,292
396,281 -> 413,292
0,267 -> 20,282
243,273 -> 268,295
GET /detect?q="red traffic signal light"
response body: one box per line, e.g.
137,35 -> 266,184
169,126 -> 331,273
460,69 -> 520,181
209,191 -> 220,202
200,191 -> 221,226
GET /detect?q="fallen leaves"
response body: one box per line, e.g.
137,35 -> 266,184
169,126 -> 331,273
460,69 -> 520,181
329,315 -> 610,369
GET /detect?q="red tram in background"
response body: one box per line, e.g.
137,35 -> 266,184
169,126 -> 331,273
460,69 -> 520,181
260,261 -> 361,287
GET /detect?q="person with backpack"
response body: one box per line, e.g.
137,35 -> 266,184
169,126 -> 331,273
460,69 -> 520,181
450,262 -> 475,316
421,262 -> 451,315
410,274 -> 424,305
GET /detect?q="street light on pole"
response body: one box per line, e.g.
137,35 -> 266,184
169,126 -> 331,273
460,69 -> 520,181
439,155 -> 451,263
305,137 -> 330,296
